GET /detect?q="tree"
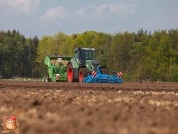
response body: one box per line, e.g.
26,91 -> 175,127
111,32 -> 134,80
36,36 -> 55,63
54,32 -> 69,55
156,35 -> 171,81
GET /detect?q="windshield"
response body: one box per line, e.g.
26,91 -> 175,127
81,50 -> 95,60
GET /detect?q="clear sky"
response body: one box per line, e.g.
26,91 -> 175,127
0,0 -> 178,39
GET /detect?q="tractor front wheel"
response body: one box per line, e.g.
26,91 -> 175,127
79,67 -> 89,83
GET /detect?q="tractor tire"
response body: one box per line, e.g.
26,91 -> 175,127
100,67 -> 108,74
67,63 -> 77,82
79,67 -> 89,83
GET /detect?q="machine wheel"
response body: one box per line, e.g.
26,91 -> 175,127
45,73 -> 51,82
67,63 -> 76,82
100,67 -> 108,74
79,67 -> 89,83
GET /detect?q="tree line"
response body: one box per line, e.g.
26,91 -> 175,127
0,29 -> 178,82
0,30 -> 39,78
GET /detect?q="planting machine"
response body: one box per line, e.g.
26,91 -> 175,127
42,55 -> 72,82
42,48 -> 122,84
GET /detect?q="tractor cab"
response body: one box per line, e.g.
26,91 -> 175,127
75,48 -> 102,71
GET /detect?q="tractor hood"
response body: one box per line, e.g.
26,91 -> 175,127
90,60 -> 99,68
85,60 -> 99,71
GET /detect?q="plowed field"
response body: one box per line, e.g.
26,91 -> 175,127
0,80 -> 178,134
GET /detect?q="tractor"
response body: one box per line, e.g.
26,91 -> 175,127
66,48 -> 108,82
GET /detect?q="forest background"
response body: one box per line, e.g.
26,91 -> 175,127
0,29 -> 178,82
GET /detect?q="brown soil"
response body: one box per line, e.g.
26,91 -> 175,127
0,80 -> 178,134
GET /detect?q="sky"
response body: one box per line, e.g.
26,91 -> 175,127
0,0 -> 178,39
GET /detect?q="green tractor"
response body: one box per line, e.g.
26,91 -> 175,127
43,47 -> 108,83
67,48 -> 108,82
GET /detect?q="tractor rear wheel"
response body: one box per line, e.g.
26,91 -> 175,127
79,67 -> 89,83
100,67 -> 108,74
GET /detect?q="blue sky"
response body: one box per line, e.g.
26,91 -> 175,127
0,0 -> 178,39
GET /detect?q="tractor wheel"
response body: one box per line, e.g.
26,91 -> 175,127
67,63 -> 76,82
79,67 -> 89,83
100,67 -> 108,74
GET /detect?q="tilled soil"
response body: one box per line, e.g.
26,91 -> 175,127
0,80 -> 178,134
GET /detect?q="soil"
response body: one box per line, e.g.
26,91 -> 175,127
0,80 -> 178,134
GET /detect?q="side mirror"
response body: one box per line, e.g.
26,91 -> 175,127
75,49 -> 78,53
